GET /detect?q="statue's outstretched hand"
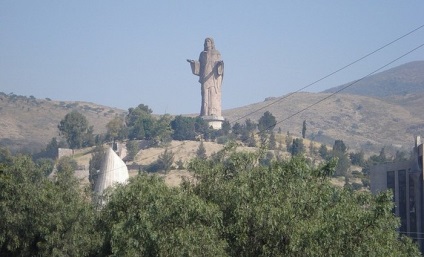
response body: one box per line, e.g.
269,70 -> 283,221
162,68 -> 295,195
187,59 -> 194,63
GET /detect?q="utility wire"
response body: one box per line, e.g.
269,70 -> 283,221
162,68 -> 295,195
230,24 -> 424,125
83,40 -> 424,174
135,25 -> 424,162
261,42 -> 424,132
134,41 -> 424,164
82,25 -> 424,170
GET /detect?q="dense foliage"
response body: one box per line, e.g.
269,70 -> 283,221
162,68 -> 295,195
58,111 -> 94,149
258,111 -> 276,132
1,143 -> 421,256
0,154 -> 100,256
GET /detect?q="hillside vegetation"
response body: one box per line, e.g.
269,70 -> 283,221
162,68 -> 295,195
1,61 -> 424,154
0,92 -> 125,152
1,145 -> 420,256
223,92 -> 424,153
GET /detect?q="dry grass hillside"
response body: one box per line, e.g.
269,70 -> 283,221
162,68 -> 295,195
1,61 -> 424,155
0,93 -> 125,152
2,91 -> 423,155
72,139 -> 293,187
223,92 -> 424,153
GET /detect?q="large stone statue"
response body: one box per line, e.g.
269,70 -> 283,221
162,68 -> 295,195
187,37 -> 224,118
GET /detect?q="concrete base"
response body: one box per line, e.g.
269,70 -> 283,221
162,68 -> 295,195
202,115 -> 225,129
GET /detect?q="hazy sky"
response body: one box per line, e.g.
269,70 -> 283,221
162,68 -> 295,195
1,1 -> 423,115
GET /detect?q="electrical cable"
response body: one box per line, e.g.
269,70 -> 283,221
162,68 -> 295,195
229,24 -> 424,125
82,41 -> 424,179
260,42 -> 424,133
258,43 -> 424,133
81,25 -> 424,174
131,41 -> 424,163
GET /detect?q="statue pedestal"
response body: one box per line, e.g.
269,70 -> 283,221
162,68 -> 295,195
202,115 -> 225,130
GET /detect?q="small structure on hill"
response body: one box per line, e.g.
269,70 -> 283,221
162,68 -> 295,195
94,147 -> 129,202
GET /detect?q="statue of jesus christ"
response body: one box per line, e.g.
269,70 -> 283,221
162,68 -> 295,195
187,37 -> 224,117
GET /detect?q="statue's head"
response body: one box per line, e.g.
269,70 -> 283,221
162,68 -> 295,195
204,37 -> 215,51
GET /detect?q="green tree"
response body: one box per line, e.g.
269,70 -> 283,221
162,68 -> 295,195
106,116 -> 127,142
291,138 -> 305,156
245,118 -> 257,133
58,111 -> 92,149
151,114 -> 173,146
258,111 -> 276,133
187,147 -> 420,256
302,120 -> 307,139
126,140 -> 139,161
171,115 -> 196,141
221,120 -> 231,136
350,150 -> 365,166
231,122 -> 243,138
333,139 -> 347,153
196,141 -> 207,160
56,155 -> 78,173
332,140 -> 350,176
97,174 -> 228,256
194,116 -> 212,140
259,131 -> 269,148
259,150 -> 274,166
33,137 -> 61,160
240,129 -> 249,144
157,148 -> 174,173
35,158 -> 55,176
89,145 -> 105,190
126,104 -> 155,140
0,154 -> 100,256
285,131 -> 293,152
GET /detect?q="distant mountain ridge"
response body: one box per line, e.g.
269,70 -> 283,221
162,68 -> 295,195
1,61 -> 423,155
322,61 -> 424,97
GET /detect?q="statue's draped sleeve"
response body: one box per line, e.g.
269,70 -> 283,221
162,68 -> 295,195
190,61 -> 200,76
217,61 -> 224,76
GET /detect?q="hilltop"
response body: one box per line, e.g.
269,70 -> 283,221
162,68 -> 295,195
0,92 -> 125,153
1,61 -> 424,154
322,61 -> 424,98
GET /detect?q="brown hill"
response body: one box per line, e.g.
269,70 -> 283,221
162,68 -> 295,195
1,61 -> 424,155
0,93 -> 125,153
223,92 -> 423,152
1,92 -> 422,155
322,61 -> 424,98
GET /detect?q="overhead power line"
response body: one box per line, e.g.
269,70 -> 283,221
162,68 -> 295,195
263,42 -> 424,132
82,41 -> 424,178
115,42 -> 421,168
83,25 -> 424,168
231,23 -> 424,125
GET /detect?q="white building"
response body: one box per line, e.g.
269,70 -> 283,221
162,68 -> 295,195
94,147 -> 129,202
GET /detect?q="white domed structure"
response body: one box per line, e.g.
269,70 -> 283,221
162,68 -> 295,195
94,147 -> 129,197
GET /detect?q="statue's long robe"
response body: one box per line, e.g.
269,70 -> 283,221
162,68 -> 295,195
190,49 -> 224,116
